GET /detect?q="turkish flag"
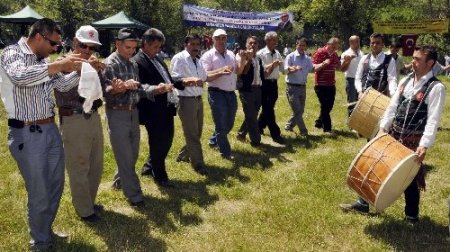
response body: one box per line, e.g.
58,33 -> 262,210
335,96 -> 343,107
401,34 -> 418,56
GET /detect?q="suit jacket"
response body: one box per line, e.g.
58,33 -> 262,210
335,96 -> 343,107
133,50 -> 184,124
277,20 -> 293,32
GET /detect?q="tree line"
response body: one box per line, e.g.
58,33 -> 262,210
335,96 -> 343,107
1,0 -> 449,55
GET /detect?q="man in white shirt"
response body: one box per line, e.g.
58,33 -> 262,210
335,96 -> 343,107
170,34 -> 208,175
354,33 -> 397,98
340,35 -> 363,116
341,45 -> 446,223
257,31 -> 286,144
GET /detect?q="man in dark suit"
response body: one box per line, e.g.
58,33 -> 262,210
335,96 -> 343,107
133,28 -> 184,188
277,12 -> 293,32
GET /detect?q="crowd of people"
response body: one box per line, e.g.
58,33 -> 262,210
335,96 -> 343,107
0,18 -> 447,251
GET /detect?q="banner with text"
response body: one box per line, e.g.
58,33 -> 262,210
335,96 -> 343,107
183,4 -> 294,32
373,20 -> 448,34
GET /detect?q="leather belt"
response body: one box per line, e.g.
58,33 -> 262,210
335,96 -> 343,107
59,107 -> 97,117
179,95 -> 202,99
107,104 -> 136,111
25,116 -> 55,125
208,87 -> 235,94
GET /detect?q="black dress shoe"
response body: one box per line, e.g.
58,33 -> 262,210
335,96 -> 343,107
81,213 -> 101,223
194,164 -> 208,175
129,200 -> 145,208
94,204 -> 104,213
141,164 -> 154,176
273,136 -> 286,144
156,180 -> 175,188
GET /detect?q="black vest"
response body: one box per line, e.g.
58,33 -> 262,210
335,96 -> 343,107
361,54 -> 392,95
238,57 -> 264,92
391,75 -> 438,138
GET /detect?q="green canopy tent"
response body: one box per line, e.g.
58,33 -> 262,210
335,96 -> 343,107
0,5 -> 44,24
92,11 -> 149,30
92,11 -> 149,56
0,5 -> 45,43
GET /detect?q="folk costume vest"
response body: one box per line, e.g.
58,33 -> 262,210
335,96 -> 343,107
361,54 -> 392,95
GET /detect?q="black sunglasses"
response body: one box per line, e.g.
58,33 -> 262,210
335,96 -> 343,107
78,43 -> 98,51
39,33 -> 60,47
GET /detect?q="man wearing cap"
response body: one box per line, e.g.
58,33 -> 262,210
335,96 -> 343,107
200,28 -> 247,159
134,28 -> 185,188
257,31 -> 286,144
102,28 -> 166,205
0,18 -> 84,250
52,25 -> 105,223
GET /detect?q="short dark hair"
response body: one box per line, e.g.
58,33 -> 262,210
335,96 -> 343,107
296,37 -> 308,46
246,35 -> 258,43
370,32 -> 384,43
142,28 -> 165,45
184,34 -> 201,44
390,41 -> 402,49
414,45 -> 438,63
29,18 -> 61,38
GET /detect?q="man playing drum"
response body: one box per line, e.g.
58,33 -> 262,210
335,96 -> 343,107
341,45 -> 446,223
354,33 -> 397,98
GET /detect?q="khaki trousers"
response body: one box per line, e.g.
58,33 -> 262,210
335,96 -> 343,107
60,112 -> 103,217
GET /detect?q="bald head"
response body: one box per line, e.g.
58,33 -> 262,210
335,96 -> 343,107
349,35 -> 360,50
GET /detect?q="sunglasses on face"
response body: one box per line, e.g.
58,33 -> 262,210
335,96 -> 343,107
78,43 -> 98,51
39,33 -> 60,47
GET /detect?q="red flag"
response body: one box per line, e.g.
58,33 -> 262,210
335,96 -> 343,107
401,34 -> 418,56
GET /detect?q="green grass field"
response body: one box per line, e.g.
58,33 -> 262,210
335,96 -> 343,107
0,70 -> 449,251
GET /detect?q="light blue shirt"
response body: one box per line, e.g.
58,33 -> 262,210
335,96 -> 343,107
284,50 -> 313,85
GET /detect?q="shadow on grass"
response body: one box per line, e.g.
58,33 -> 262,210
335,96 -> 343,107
134,178 -> 220,233
365,216 -> 450,251
88,210 -> 167,251
55,240 -> 97,252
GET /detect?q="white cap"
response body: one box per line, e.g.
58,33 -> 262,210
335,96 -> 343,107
75,25 -> 102,45
212,29 -> 227,37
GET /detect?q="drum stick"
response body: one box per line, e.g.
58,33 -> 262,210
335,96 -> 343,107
345,101 -> 358,107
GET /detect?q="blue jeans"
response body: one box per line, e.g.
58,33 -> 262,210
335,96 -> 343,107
208,90 -> 237,156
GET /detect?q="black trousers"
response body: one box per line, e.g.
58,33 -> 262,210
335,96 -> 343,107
314,85 -> 336,131
143,115 -> 174,182
258,80 -> 281,139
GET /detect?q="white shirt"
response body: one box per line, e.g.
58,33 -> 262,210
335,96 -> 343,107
236,54 -> 262,86
380,71 -> 446,148
257,46 -> 285,80
341,48 -> 363,78
354,52 -> 398,96
170,50 -> 207,97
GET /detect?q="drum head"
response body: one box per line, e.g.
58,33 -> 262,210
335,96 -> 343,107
374,154 -> 420,211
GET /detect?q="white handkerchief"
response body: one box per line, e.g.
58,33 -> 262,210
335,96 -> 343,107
78,62 -> 102,113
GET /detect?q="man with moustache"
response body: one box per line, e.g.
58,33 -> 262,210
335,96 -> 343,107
103,28 -> 165,205
52,25 -> 105,223
341,45 -> 446,223
0,18 -> 84,250
134,28 -> 185,187
283,37 -> 315,137
312,37 -> 352,133
236,36 -> 264,147
257,31 -> 286,144
170,34 -> 209,175
200,29 -> 247,159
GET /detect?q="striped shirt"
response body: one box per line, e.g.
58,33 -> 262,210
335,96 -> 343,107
312,46 -> 340,86
0,37 -> 80,121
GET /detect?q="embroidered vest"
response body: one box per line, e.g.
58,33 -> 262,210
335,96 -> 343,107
361,54 -> 392,95
391,75 -> 438,139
